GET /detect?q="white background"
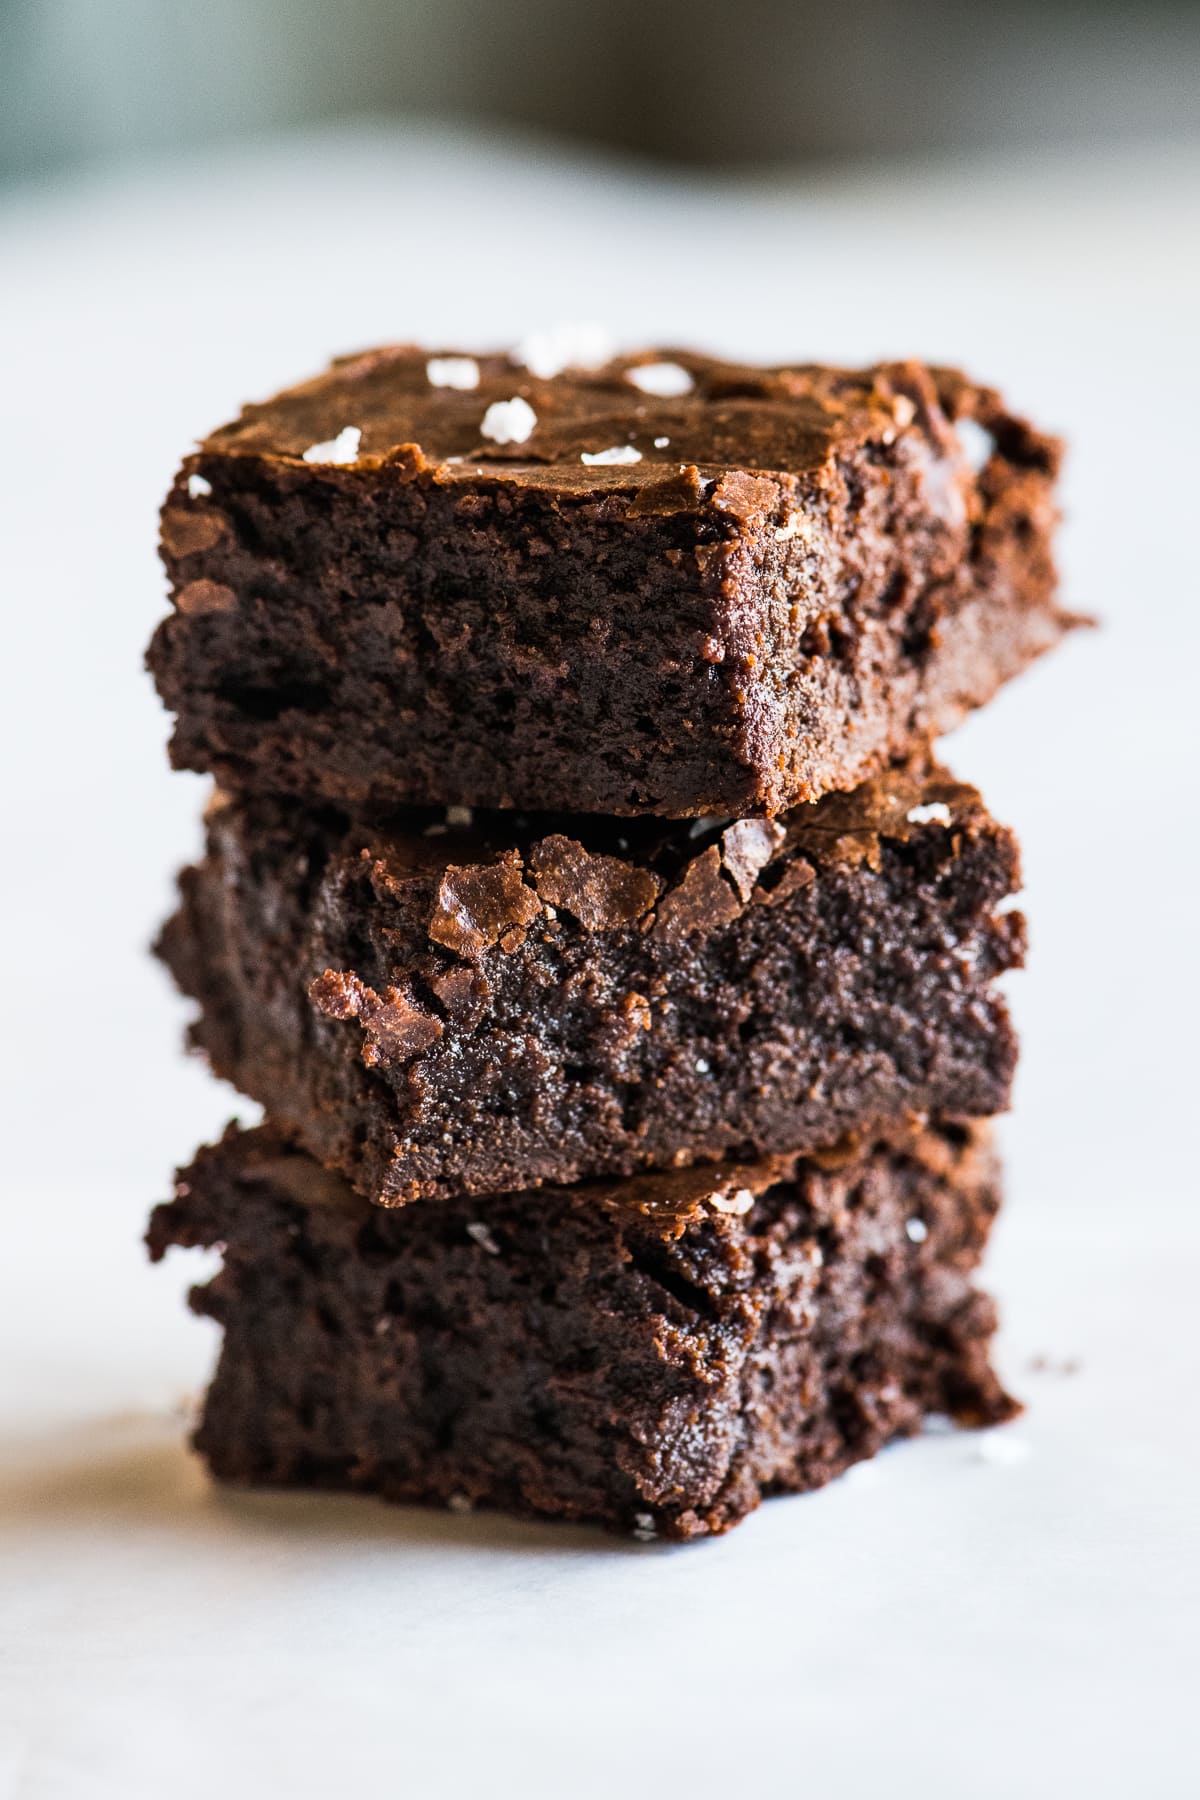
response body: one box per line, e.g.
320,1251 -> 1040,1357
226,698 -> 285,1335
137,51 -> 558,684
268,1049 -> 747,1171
1,124 -> 1197,1798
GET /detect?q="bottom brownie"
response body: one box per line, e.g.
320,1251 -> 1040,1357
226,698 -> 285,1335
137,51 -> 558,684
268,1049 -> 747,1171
148,1120 -> 1017,1540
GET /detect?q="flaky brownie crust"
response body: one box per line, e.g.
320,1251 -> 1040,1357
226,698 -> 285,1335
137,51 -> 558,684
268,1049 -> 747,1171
148,347 -> 1071,818
157,762 -> 1025,1203
148,1119 -> 1017,1540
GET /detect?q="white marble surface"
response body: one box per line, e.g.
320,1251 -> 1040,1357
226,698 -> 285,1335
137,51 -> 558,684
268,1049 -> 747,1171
1,124 -> 1198,1799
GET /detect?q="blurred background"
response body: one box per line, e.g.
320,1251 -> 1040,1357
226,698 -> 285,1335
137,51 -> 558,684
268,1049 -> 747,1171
3,0 -> 1200,176
2,7 -> 1199,1799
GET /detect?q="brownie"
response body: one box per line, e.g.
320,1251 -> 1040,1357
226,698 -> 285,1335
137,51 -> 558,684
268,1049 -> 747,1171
148,346 -> 1070,819
157,761 -> 1025,1204
147,1119 -> 1017,1541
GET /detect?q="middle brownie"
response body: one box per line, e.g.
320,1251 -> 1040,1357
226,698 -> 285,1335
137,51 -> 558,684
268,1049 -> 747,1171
159,763 -> 1024,1204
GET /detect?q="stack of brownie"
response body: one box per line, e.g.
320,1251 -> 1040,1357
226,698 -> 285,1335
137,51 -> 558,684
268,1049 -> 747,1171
146,345 -> 1070,1539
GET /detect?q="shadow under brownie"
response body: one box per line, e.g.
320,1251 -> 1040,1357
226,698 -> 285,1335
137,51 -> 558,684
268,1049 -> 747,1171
148,1118 -> 1017,1541
148,346 -> 1070,819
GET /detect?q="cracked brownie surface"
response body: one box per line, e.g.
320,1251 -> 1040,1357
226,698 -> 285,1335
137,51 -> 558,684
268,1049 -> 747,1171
148,346 -> 1070,818
158,762 -> 1025,1203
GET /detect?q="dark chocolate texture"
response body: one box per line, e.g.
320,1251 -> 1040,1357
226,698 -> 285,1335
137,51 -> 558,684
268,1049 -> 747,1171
148,347 -> 1070,818
147,1119 -> 1017,1541
157,763 -> 1026,1204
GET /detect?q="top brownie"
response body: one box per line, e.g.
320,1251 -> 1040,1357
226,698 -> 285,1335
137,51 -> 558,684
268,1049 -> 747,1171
149,343 -> 1068,817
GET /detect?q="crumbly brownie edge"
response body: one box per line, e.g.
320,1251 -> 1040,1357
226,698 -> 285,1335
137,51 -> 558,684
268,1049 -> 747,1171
156,763 -> 1026,1203
149,352 -> 1070,818
148,1120 -> 1017,1540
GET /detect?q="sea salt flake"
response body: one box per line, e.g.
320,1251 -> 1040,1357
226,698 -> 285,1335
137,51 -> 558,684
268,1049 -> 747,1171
480,398 -> 537,445
956,416 -> 995,473
466,1221 -> 501,1256
653,435 -> 670,449
907,802 -> 952,826
426,356 -> 480,390
694,1057 -> 711,1074
445,804 -> 474,826
710,1187 -> 754,1217
302,425 -> 362,465
626,361 -> 694,397
974,1431 -> 1032,1467
632,1511 -> 657,1541
905,1217 -> 929,1243
187,473 -> 213,498
581,445 -> 642,466
513,323 -> 614,379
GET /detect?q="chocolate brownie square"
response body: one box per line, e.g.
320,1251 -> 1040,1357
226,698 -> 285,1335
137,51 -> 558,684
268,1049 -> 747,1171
148,346 -> 1070,818
147,1119 -> 1016,1540
157,762 -> 1025,1203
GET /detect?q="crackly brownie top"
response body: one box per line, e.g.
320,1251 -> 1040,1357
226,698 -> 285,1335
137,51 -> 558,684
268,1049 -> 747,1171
164,1119 -> 991,1246
231,764 -> 1014,1053
193,339 -> 1042,504
304,759 -> 1005,920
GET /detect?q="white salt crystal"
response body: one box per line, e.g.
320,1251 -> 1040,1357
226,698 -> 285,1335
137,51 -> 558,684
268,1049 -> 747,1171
426,356 -> 480,390
480,397 -> 537,445
580,445 -> 642,466
710,1187 -> 754,1217
301,425 -> 361,465
513,323 -> 614,379
626,361 -> 693,397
